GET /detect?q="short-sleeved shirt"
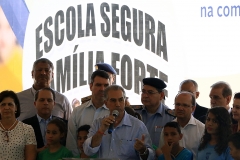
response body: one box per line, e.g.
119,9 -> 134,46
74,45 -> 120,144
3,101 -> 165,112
137,103 -> 174,147
0,121 -> 37,160
37,146 -> 73,160
158,148 -> 193,160
17,86 -> 72,121
197,144 -> 233,160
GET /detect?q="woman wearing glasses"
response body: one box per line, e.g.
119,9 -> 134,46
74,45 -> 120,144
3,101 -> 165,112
232,92 -> 240,133
0,90 -> 37,160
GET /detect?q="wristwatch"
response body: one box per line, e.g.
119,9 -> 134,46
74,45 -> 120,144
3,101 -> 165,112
139,147 -> 148,155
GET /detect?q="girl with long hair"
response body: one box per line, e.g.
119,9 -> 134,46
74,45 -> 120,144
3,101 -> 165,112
37,119 -> 72,160
197,107 -> 233,160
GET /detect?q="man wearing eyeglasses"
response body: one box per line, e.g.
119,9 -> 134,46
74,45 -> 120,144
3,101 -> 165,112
209,81 -> 237,124
179,79 -> 208,123
137,77 -> 174,148
209,81 -> 232,110
158,91 -> 204,160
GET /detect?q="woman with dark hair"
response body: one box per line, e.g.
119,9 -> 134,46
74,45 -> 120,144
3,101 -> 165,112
0,90 -> 37,160
232,92 -> 240,133
197,107 -> 233,160
37,119 -> 72,160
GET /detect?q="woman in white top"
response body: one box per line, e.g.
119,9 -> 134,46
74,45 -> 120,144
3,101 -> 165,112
0,90 -> 37,160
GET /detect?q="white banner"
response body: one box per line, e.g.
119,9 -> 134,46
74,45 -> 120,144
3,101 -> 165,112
22,0 -> 240,108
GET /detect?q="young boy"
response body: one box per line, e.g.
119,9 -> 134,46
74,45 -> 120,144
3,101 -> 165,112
156,122 -> 193,160
228,132 -> 240,160
76,125 -> 97,158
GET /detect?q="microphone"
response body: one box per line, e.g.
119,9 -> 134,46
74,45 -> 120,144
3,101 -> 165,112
108,110 -> 119,134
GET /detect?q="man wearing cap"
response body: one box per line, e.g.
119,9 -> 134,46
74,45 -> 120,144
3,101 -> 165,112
137,77 -> 174,148
80,63 -> 117,104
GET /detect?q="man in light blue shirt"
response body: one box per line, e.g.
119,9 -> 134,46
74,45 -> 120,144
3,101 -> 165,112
37,114 -> 52,145
66,70 -> 110,156
137,77 -> 174,148
83,85 -> 154,160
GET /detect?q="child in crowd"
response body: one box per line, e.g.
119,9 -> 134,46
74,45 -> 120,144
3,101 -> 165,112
37,119 -> 73,160
75,124 -> 97,158
228,132 -> 240,160
197,107 -> 233,160
156,122 -> 193,160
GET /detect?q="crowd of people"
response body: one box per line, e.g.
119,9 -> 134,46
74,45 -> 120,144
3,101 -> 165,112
0,57 -> 240,160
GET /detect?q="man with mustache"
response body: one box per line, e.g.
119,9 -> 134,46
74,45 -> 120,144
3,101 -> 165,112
17,58 -> 72,121
66,70 -> 110,156
22,88 -> 67,152
137,77 -> 174,148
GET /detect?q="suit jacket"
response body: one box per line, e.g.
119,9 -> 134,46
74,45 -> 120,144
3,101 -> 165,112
22,115 -> 67,148
194,105 -> 237,125
193,103 -> 208,124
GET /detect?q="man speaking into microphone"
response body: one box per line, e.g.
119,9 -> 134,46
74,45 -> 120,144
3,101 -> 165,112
83,85 -> 154,160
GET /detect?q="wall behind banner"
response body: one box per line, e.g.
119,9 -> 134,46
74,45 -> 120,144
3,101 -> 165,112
3,0 -> 240,108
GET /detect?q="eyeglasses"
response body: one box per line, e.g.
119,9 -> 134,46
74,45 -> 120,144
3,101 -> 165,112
141,89 -> 159,95
174,103 -> 192,108
2,131 -> 9,142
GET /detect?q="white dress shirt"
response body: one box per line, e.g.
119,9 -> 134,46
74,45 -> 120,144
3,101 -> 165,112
159,115 -> 205,160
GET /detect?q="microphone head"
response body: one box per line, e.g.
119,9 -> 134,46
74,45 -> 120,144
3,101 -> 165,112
112,110 -> 119,117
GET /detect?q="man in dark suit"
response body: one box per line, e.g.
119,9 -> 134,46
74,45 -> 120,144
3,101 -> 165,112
22,87 -> 66,152
179,79 -> 208,123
